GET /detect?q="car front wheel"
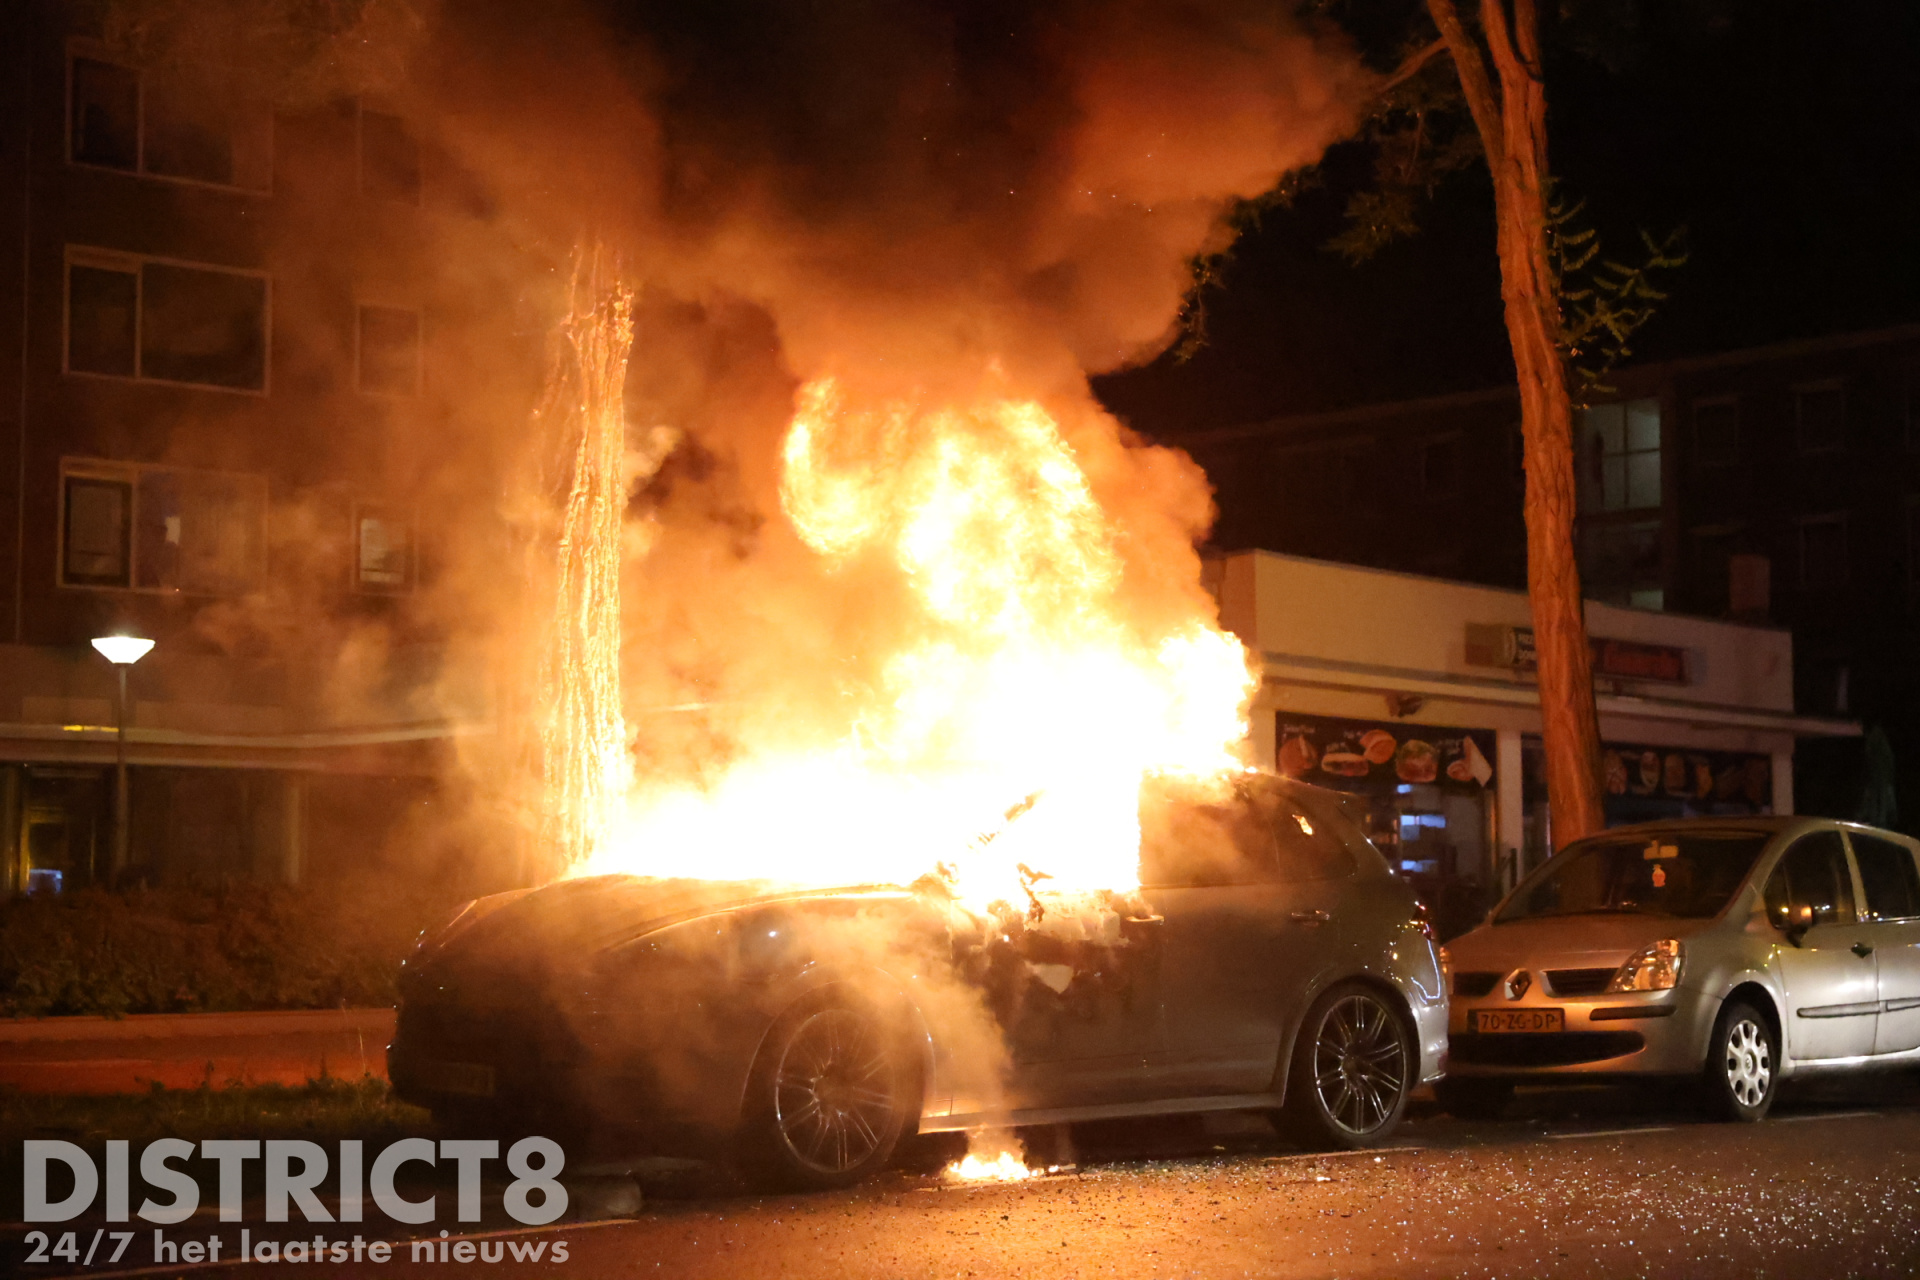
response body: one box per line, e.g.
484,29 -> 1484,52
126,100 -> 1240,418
1703,999 -> 1777,1122
740,991 -> 916,1190
1281,982 -> 1415,1149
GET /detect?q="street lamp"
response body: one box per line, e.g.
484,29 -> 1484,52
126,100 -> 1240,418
91,634 -> 154,880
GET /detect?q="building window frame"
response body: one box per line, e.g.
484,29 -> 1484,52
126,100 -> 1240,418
57,458 -> 269,596
1906,496 -> 1920,604
1691,395 -> 1741,467
352,504 -> 415,594
63,246 -> 272,396
1796,511 -> 1849,590
64,44 -> 273,194
1418,433 -> 1464,500
354,302 -> 423,396
1791,378 -> 1847,455
356,102 -> 424,207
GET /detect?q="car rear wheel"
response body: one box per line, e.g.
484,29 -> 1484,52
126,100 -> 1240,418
1702,999 -> 1777,1122
1433,1076 -> 1514,1121
740,991 -> 916,1190
1281,983 -> 1414,1149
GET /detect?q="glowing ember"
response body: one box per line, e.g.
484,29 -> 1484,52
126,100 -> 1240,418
946,1150 -> 1042,1183
568,372 -> 1254,906
537,254 -> 636,869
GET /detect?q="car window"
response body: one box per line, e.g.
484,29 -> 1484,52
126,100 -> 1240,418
1271,795 -> 1355,883
1494,830 -> 1767,923
1762,830 -> 1858,931
1850,833 -> 1920,921
1137,786 -> 1353,888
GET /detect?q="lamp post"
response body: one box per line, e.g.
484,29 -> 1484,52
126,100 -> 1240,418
91,635 -> 154,881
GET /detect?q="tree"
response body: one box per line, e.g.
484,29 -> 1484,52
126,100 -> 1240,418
1189,2 -> 1685,850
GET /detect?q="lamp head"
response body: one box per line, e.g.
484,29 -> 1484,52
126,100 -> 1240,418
91,635 -> 155,665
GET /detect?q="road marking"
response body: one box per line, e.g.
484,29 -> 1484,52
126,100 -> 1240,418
1546,1126 -> 1675,1140
1774,1110 -> 1879,1123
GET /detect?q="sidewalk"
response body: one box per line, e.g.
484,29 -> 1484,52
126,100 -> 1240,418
0,1007 -> 395,1093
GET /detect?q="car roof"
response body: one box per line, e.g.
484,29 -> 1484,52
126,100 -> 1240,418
1573,814 -> 1917,847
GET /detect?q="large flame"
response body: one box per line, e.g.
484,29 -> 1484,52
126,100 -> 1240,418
570,374 -> 1253,906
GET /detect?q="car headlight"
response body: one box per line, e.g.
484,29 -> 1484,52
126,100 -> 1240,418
1607,938 -> 1685,992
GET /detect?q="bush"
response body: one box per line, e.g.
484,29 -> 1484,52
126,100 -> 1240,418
0,882 -> 466,1018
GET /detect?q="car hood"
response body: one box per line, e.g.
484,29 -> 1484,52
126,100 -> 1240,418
1448,912 -> 1713,973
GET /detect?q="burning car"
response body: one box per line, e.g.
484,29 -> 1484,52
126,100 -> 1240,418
388,775 -> 1447,1188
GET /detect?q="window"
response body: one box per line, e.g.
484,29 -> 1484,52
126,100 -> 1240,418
66,249 -> 268,392
1579,518 -> 1662,609
359,107 -> 421,204
354,505 -> 413,593
1688,524 -> 1740,615
62,474 -> 132,586
1692,397 -> 1739,466
1793,381 -> 1846,454
68,54 -> 271,190
1578,398 -> 1661,513
1419,435 -> 1461,499
356,305 -> 421,394
60,461 -> 266,595
1797,513 -> 1848,588
1851,834 -> 1920,921
1763,830 -> 1857,932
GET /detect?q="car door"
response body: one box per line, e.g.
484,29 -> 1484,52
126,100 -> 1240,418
1763,829 -> 1879,1060
1844,830 -> 1920,1055
1140,786 -> 1356,1096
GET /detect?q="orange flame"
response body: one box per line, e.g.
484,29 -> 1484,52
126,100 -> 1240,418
572,375 -> 1253,906
945,1150 -> 1042,1183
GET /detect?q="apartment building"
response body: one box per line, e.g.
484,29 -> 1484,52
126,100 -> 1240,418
0,6 -> 525,893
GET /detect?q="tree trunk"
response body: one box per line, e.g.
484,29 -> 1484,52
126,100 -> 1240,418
1427,0 -> 1605,848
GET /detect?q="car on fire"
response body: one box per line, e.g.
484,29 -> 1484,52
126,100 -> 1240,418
1439,816 -> 1920,1122
388,775 -> 1448,1188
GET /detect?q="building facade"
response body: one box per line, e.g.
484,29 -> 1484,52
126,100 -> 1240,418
0,5 -> 523,894
1184,324 -> 1920,827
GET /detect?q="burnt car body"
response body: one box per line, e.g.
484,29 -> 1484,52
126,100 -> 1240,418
389,777 -> 1448,1187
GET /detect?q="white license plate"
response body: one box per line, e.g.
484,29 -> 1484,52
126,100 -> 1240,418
422,1061 -> 495,1097
1471,1009 -> 1565,1034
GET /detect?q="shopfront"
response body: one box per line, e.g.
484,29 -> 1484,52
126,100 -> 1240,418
1211,551 -> 1858,937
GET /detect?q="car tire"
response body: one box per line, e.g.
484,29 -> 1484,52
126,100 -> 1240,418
1432,1076 -> 1514,1121
739,989 -> 917,1191
1701,999 -> 1778,1122
1280,982 -> 1415,1150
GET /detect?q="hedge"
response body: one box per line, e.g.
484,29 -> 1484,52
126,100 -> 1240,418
0,882 -> 467,1018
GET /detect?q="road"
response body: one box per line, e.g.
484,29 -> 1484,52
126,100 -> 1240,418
11,1077 -> 1920,1279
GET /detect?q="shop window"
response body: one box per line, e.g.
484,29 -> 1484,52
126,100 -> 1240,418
66,250 -> 269,392
68,54 -> 271,189
62,474 -> 132,587
356,305 -> 421,394
1419,435 -> 1461,499
1797,512 -> 1848,588
1578,398 -> 1661,514
359,107 -> 421,204
60,461 -> 266,595
1692,397 -> 1739,466
1793,381 -> 1845,454
355,505 -> 413,592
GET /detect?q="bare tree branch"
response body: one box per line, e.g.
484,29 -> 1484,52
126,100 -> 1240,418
1379,37 -> 1451,94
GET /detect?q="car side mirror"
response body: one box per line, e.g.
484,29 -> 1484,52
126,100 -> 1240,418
1782,903 -> 1814,947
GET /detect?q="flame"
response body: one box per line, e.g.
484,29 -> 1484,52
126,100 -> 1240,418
570,373 -> 1254,907
945,1150 -> 1041,1183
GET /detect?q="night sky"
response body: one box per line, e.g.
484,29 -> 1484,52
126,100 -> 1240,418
1096,0 -> 1920,437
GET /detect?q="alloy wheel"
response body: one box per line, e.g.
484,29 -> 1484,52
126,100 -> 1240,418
1310,992 -> 1409,1136
1722,1017 -> 1772,1109
772,1008 -> 900,1174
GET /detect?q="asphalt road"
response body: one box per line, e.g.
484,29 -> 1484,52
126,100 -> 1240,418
13,1076 -> 1920,1280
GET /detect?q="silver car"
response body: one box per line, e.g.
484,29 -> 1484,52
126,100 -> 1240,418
1439,816 -> 1920,1121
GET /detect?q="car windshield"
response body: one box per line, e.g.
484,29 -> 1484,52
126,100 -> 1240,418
1496,831 -> 1771,923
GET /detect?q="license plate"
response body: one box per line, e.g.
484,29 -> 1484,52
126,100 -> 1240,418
422,1061 -> 495,1097
1471,1009 -> 1564,1034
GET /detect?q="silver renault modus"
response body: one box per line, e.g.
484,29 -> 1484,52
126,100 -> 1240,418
1438,816 -> 1920,1121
